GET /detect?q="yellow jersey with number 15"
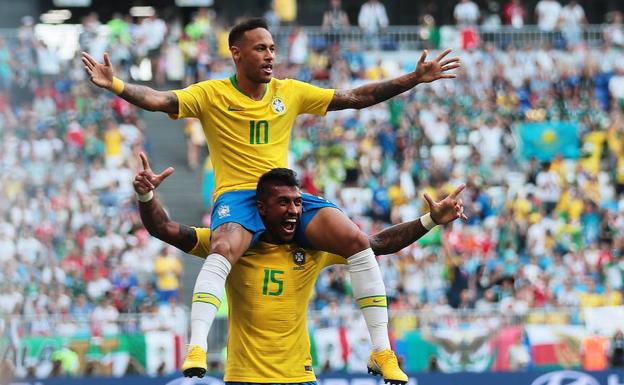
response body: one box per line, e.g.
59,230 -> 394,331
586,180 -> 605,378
189,227 -> 346,383
171,76 -> 334,199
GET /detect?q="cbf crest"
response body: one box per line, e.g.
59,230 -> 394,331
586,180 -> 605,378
293,248 -> 306,266
217,204 -> 230,219
271,97 -> 286,114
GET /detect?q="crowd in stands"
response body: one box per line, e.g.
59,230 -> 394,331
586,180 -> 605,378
1,1 -> 624,369
0,16 -> 186,339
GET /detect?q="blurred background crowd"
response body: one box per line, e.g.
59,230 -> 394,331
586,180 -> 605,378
2,0 -> 624,377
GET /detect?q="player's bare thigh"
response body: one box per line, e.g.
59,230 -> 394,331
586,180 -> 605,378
304,207 -> 370,257
209,222 -> 253,264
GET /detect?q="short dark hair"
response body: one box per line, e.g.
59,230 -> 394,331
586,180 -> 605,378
256,168 -> 300,201
228,18 -> 269,47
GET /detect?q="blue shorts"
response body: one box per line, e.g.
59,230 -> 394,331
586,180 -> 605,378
226,382 -> 316,385
211,190 -> 339,248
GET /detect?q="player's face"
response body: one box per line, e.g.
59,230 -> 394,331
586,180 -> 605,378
258,185 -> 302,243
235,28 -> 276,83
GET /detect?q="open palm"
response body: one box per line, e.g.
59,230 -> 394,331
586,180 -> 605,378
82,52 -> 114,89
414,49 -> 461,84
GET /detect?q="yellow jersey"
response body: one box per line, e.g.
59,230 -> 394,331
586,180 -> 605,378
189,227 -> 345,382
171,76 -> 334,199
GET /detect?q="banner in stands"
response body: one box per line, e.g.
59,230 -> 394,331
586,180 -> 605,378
7,370 -> 624,385
2,331 -> 181,378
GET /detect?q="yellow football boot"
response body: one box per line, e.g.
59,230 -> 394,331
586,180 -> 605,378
181,344 -> 207,378
367,349 -> 408,384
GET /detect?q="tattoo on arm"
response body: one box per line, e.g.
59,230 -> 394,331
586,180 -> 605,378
120,84 -> 178,114
139,197 -> 197,252
369,219 -> 428,255
328,74 -> 418,111
120,84 -> 150,107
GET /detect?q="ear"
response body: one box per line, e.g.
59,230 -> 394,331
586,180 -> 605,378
256,200 -> 266,216
231,46 -> 240,62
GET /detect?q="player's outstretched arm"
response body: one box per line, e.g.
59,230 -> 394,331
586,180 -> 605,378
82,52 -> 178,114
369,183 -> 467,255
327,49 -> 460,111
134,152 -> 198,252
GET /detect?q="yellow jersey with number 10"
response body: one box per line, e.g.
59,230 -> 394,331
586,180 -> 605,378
171,76 -> 334,199
189,227 -> 346,383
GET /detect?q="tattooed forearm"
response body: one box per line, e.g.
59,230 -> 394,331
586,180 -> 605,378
328,72 -> 419,111
120,84 -> 151,108
369,219 -> 428,255
120,84 -> 178,114
138,197 -> 197,252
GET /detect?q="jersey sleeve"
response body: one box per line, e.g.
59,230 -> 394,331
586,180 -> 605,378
320,252 -> 347,268
169,82 -> 212,120
188,227 -> 212,258
291,79 -> 335,116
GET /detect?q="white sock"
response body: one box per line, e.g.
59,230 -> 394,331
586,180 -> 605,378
347,248 -> 391,352
189,253 -> 231,351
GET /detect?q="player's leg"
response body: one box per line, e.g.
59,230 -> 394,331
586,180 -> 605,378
303,206 -> 391,351
183,191 -> 262,378
298,196 -> 407,384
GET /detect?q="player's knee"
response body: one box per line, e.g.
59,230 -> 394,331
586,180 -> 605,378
209,239 -> 239,264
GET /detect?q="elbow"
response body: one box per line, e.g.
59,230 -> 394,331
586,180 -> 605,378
144,225 -> 163,238
368,235 -> 382,255
145,223 -> 169,241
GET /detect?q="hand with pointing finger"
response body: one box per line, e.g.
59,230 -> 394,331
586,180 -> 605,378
424,184 -> 468,226
133,152 -> 175,195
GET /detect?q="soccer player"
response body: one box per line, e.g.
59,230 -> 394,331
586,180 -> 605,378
83,18 -> 460,382
133,153 -> 466,384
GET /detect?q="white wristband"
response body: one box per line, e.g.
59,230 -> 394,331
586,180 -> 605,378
420,212 -> 437,231
137,191 -> 154,202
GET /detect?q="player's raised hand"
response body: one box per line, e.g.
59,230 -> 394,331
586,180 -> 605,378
82,52 -> 115,89
133,152 -> 175,194
414,48 -> 461,84
423,184 -> 468,225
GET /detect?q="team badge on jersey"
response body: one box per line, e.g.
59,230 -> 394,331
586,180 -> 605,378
271,97 -> 286,114
293,248 -> 306,266
217,204 -> 231,219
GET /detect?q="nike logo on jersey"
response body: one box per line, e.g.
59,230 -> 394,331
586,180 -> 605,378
373,299 -> 384,303
228,106 -> 244,111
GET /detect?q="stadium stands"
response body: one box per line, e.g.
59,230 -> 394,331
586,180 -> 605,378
1,7 -> 624,377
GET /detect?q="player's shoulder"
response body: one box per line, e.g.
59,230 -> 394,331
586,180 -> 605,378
189,77 -> 230,90
272,77 -> 306,90
305,249 -> 347,266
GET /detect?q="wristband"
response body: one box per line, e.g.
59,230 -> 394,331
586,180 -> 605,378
110,76 -> 125,95
420,212 -> 437,231
137,191 -> 153,203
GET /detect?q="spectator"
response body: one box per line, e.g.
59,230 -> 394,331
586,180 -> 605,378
559,0 -> 587,46
159,296 -> 188,335
581,331 -> 609,371
535,0 -> 562,31
358,0 -> 389,49
153,247 -> 183,302
454,0 -> 481,26
610,330 -> 624,368
185,118 -> 205,171
322,0 -> 350,34
273,0 -> 297,26
503,0 -> 527,27
91,297 -> 120,336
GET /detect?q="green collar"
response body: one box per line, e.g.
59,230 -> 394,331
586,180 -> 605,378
229,74 -> 268,100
